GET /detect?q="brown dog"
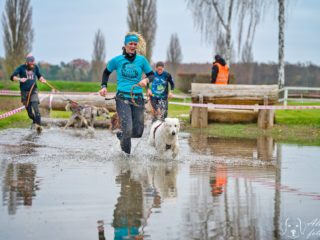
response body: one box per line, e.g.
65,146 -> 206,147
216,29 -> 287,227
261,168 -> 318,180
110,112 -> 121,131
109,111 -> 151,132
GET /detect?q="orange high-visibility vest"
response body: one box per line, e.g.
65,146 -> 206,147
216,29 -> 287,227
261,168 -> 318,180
213,62 -> 229,84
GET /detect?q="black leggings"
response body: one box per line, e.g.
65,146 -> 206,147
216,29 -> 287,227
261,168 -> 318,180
150,97 -> 168,120
26,101 -> 41,125
115,95 -> 145,154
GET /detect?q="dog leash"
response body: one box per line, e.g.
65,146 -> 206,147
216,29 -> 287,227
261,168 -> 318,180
153,122 -> 163,140
130,84 -> 142,107
44,81 -> 81,105
25,82 -> 36,107
104,96 -> 116,101
104,84 -> 149,107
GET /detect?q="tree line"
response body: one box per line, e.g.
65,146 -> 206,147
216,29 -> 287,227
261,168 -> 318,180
1,57 -> 319,88
178,62 -> 320,87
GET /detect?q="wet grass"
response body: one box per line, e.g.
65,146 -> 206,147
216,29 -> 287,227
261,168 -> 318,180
0,80 -> 117,92
0,111 -> 30,129
275,101 -> 320,125
186,123 -> 320,146
0,80 -> 184,94
50,111 -> 71,118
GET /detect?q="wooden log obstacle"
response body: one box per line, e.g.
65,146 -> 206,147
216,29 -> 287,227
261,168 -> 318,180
38,93 -> 116,117
191,84 -> 278,129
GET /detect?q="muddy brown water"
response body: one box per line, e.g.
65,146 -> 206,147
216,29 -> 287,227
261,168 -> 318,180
0,127 -> 320,240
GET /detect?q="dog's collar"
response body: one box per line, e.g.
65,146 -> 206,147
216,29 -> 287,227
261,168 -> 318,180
153,122 -> 163,140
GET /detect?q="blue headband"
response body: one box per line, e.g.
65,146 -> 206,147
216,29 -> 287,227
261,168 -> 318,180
124,35 -> 139,45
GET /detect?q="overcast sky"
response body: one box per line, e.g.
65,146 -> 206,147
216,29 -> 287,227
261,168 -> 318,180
0,0 -> 319,65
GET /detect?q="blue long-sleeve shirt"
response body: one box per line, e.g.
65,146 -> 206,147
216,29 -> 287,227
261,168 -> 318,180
151,71 -> 174,99
10,64 -> 42,91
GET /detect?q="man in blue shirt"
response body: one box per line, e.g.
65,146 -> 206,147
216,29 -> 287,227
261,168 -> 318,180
10,54 -> 47,133
99,32 -> 154,154
148,61 -> 174,120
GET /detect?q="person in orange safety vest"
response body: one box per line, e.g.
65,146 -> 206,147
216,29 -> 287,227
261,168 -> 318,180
211,55 -> 229,84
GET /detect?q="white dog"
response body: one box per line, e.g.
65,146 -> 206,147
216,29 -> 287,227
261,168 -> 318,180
148,118 -> 180,159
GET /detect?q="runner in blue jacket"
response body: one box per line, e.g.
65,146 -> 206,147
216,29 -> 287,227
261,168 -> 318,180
148,61 -> 174,120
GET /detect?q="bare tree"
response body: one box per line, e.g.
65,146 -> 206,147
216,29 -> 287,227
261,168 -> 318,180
241,41 -> 254,63
127,0 -> 157,61
186,0 -> 269,65
91,29 -> 106,82
166,33 -> 183,79
1,0 -> 34,77
278,0 -> 285,88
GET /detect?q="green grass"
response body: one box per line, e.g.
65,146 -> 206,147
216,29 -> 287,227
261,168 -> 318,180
0,80 -> 117,92
0,111 -> 30,129
275,101 -> 320,125
1,79 -> 184,94
276,109 -> 320,125
186,123 -> 320,146
50,111 -> 71,118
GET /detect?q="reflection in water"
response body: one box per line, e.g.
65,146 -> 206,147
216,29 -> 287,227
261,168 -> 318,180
0,132 -> 43,156
111,160 -> 179,239
209,165 -> 227,196
2,163 -> 39,215
1,131 -> 41,215
97,220 -> 106,240
187,162 -> 278,239
185,133 -> 279,239
188,133 -> 277,164
113,170 -> 143,239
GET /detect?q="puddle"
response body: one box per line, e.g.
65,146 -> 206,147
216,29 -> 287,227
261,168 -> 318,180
0,127 -> 319,239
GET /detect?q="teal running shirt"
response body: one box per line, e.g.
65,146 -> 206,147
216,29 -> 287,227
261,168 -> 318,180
107,54 -> 152,94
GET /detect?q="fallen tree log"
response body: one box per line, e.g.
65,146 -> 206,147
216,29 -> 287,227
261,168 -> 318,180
39,94 -> 116,112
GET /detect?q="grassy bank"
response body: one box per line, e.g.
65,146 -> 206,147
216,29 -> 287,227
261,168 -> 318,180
186,123 -> 320,146
0,80 -> 184,94
275,101 -> 320,125
0,80 -> 116,92
0,111 -> 30,129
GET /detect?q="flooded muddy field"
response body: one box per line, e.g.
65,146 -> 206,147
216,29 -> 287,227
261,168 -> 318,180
0,126 -> 320,240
